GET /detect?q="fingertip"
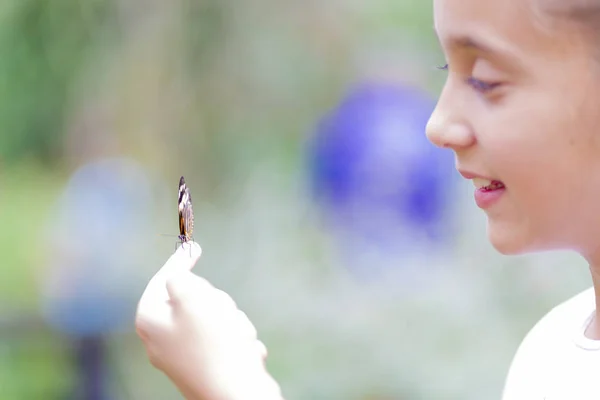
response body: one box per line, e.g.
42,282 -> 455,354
174,241 -> 202,262
158,242 -> 202,278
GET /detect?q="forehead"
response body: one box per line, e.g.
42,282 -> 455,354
543,0 -> 600,44
542,0 -> 600,16
433,0 -> 578,60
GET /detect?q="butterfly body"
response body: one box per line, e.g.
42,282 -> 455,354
178,176 -> 194,247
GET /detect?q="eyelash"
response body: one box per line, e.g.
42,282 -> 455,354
436,63 -> 499,93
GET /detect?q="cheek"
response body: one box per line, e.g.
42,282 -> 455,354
485,145 -> 595,254
485,185 -> 571,255
475,77 -> 600,252
481,134 -> 583,253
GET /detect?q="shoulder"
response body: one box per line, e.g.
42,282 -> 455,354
529,286 -> 595,335
501,286 -> 595,399
515,285 -> 594,349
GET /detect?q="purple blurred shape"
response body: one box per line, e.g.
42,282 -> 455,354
307,81 -> 457,261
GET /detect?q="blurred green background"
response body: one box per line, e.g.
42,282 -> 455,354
0,0 -> 592,399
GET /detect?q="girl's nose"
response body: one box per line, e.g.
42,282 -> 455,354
426,89 -> 475,150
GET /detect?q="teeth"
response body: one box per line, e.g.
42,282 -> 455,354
472,178 -> 492,189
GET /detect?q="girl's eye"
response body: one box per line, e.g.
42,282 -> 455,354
435,63 -> 500,94
466,77 -> 499,93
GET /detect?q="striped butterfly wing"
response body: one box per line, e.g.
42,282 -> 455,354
183,191 -> 194,241
178,176 -> 194,243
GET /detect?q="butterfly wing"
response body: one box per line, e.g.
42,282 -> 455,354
178,205 -> 186,239
177,176 -> 194,242
184,191 -> 194,241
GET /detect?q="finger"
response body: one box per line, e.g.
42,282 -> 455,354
166,271 -> 213,304
135,300 -> 171,340
214,289 -> 237,310
140,242 -> 203,304
237,310 -> 257,340
159,241 -> 202,277
256,340 -> 268,360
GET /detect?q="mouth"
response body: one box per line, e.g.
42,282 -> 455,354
458,170 -> 506,209
472,178 -> 505,192
472,178 -> 506,209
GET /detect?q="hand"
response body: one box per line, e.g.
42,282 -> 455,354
135,242 -> 283,400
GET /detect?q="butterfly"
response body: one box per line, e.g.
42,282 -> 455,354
177,176 -> 194,251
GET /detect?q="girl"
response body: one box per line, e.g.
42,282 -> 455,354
428,0 -> 600,398
136,0 -> 600,398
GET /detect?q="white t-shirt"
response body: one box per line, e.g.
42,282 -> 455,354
502,286 -> 600,400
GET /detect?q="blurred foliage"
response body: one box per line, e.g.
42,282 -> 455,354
0,332 -> 72,399
0,163 -> 64,306
0,0 -> 119,165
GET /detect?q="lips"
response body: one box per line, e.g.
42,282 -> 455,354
472,178 -> 505,191
459,169 -> 506,209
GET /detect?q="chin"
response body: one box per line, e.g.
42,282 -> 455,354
489,236 -> 529,255
486,220 -> 539,256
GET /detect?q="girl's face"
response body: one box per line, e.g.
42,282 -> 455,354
427,0 -> 600,259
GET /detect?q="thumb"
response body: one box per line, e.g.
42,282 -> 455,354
166,271 -> 212,304
157,241 -> 202,279
139,241 -> 202,305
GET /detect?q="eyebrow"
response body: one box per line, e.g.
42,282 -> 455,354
444,34 -> 523,67
448,35 -> 496,54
